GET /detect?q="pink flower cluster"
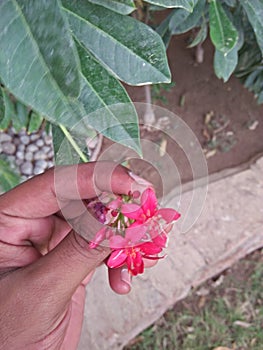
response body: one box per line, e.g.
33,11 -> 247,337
87,188 -> 180,276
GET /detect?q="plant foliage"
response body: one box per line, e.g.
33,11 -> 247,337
0,0 -> 262,169
0,0 -> 173,163
157,0 -> 263,97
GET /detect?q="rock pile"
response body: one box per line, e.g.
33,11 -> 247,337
0,127 -> 54,179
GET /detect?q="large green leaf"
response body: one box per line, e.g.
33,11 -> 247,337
240,0 -> 263,56
0,0 -> 91,134
169,0 -> 206,35
214,45 -> 238,82
76,42 -> 141,154
209,0 -> 238,53
52,124 -> 89,165
88,0 -> 135,14
27,112 -> 43,134
0,158 -> 20,192
12,101 -> 29,131
188,18 -> 207,48
0,88 -> 14,130
62,0 -> 171,85
156,11 -> 174,48
0,88 -> 4,123
145,0 -> 198,11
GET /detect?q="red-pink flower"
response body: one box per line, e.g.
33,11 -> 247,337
121,188 -> 180,237
89,188 -> 181,276
107,226 -> 164,276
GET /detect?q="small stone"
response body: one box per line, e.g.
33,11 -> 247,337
15,158 -> 24,166
42,145 -> 51,153
13,137 -> 21,146
45,135 -> 53,145
36,139 -> 44,147
20,135 -> 30,145
20,161 -> 33,175
35,159 -> 48,169
34,150 -> 46,160
24,152 -> 33,161
1,142 -> 16,155
0,133 -> 12,143
30,133 -> 40,141
17,144 -> 25,152
48,150 -> 54,158
47,161 -> 54,168
33,166 -> 44,175
16,151 -> 24,160
26,144 -> 38,153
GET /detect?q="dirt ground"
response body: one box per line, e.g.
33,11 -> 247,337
117,33 -> 263,196
124,248 -> 263,350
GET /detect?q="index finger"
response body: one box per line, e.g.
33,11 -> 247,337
0,162 -> 145,219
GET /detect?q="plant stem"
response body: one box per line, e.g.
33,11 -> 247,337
59,124 -> 88,163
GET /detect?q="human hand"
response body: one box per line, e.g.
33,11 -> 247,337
0,162 -> 154,350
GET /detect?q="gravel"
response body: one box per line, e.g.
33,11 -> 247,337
0,127 -> 54,179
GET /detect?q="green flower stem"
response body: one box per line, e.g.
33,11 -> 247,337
59,124 -> 88,163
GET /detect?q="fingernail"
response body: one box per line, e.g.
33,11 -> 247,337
128,171 -> 153,187
121,268 -> 131,286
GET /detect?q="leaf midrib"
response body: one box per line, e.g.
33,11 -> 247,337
213,0 -> 225,49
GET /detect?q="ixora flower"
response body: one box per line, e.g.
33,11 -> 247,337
88,188 -> 180,276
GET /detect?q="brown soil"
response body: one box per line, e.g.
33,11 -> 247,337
121,33 -> 263,194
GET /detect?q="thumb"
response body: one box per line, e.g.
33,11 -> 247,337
24,230 -> 109,302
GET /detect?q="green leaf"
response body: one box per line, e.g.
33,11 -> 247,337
62,0 -> 171,85
52,124 -> 89,165
223,0 -> 236,7
214,45 -> 238,82
209,0 -> 238,53
88,0 -> 135,14
16,0 -> 81,98
76,42 -> 141,154
145,0 -> 198,11
0,158 -> 20,192
156,11 -> 174,48
240,0 -> 263,55
0,0 -> 91,134
0,87 -> 4,123
52,124 -> 83,165
0,88 -> 15,130
12,100 -> 29,131
169,0 -> 206,35
188,18 -> 207,48
27,112 -> 43,133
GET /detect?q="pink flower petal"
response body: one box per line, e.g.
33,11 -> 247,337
89,226 -> 107,249
107,249 -> 127,268
109,235 -> 127,249
127,252 -> 144,276
141,188 -> 158,217
107,197 -> 122,210
157,208 -> 181,223
140,242 -> 163,255
125,224 -> 148,243
121,203 -> 144,220
152,232 -> 168,248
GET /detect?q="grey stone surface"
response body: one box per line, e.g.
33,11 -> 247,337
20,161 -> 33,175
1,142 -> 16,155
78,157 -> 263,350
20,135 -> 30,145
0,133 -> 12,142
